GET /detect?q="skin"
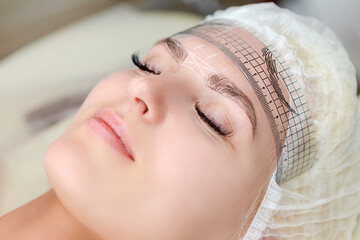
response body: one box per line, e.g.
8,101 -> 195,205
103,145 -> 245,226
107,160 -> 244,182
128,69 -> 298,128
0,35 -> 276,240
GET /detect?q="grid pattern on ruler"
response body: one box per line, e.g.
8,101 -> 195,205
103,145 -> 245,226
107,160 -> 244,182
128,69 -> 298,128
246,26 -> 316,182
179,21 -> 316,183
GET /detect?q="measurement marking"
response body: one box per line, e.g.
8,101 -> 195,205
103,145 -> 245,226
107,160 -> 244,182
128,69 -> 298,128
174,21 -> 315,184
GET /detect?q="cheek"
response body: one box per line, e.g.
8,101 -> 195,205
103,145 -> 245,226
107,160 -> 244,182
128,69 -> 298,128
69,71 -> 131,125
146,117 -> 251,233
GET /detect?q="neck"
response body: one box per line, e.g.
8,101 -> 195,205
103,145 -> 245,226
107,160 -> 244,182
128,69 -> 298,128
0,189 -> 98,240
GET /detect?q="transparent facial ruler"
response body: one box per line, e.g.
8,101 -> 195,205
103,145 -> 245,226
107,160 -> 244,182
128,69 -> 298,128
174,20 -> 315,184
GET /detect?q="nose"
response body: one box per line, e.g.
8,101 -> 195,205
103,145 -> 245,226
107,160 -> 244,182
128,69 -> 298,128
128,75 -> 167,123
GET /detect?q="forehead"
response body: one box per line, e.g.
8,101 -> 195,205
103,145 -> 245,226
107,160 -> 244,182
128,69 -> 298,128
173,35 -> 240,79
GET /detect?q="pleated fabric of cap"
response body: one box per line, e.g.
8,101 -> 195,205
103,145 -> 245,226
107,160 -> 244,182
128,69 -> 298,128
201,3 -> 360,239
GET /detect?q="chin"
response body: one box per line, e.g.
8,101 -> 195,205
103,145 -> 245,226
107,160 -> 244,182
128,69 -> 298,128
43,134 -> 91,208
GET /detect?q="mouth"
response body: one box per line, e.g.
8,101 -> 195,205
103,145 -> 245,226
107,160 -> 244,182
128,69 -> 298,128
87,108 -> 134,161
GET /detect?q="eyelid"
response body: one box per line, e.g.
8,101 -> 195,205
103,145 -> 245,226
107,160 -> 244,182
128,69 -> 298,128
131,52 -> 162,75
195,102 -> 234,138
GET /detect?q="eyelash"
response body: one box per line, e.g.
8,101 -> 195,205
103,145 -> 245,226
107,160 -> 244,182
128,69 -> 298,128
131,52 -> 162,75
195,102 -> 233,137
131,52 -> 233,138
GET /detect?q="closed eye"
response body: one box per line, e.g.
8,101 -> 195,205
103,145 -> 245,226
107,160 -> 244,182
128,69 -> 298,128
131,52 -> 162,75
195,102 -> 234,138
131,51 -> 233,139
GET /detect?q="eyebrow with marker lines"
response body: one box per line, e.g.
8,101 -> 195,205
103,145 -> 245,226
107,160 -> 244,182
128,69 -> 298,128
156,37 -> 257,136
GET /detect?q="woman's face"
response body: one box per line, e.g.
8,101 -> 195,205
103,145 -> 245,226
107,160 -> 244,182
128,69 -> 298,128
44,35 -> 276,240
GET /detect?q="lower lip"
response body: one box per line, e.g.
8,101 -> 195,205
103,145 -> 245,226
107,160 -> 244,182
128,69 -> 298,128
85,117 -> 134,161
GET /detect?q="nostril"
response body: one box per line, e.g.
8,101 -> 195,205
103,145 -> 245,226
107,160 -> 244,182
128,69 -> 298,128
135,97 -> 148,114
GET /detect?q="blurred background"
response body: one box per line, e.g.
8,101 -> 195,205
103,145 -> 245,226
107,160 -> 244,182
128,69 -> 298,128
1,0 -> 359,79
0,0 -> 359,216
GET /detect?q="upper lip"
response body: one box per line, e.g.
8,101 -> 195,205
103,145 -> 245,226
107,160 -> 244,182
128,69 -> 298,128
93,108 -> 134,160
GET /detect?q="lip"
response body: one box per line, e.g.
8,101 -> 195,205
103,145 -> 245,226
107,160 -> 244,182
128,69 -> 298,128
86,108 -> 134,161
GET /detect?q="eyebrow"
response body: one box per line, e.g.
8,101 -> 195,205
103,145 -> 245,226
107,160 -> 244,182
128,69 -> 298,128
156,37 -> 188,63
155,37 -> 257,136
